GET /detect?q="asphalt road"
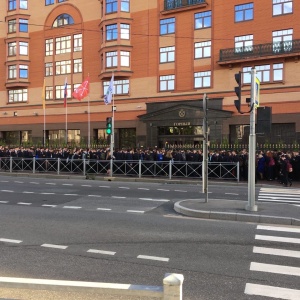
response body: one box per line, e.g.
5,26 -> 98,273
0,175 -> 299,299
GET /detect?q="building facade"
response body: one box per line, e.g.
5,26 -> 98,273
0,0 -> 299,148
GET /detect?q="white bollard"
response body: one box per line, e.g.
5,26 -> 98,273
163,273 -> 184,300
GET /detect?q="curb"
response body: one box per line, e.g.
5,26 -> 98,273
174,200 -> 300,226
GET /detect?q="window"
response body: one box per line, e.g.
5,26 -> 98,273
8,0 -> 16,10
53,14 -> 74,27
106,51 -> 117,67
121,0 -> 130,12
56,36 -> 71,54
195,41 -> 211,58
20,0 -> 28,9
106,0 -> 117,13
8,42 -> 17,56
160,46 -> 175,63
106,24 -> 118,41
19,19 -> 28,32
120,51 -> 130,66
45,86 -> 53,100
8,20 -> 16,33
235,35 -> 253,53
160,75 -> 175,91
45,39 -> 53,56
8,65 -> 17,79
45,0 -> 54,5
120,24 -> 130,39
8,89 -> 28,102
273,0 -> 292,16
74,34 -> 82,51
73,59 -> 82,73
19,65 -> 28,78
104,79 -> 129,95
55,60 -> 71,75
194,71 -> 211,88
273,29 -> 293,52
243,63 -> 283,83
45,63 -> 53,76
160,18 -> 175,35
195,11 -> 211,29
56,84 -> 71,99
235,3 -> 253,22
19,42 -> 28,55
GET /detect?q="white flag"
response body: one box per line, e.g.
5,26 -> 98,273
104,75 -> 114,105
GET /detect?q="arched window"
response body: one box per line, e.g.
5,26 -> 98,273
53,14 -> 74,27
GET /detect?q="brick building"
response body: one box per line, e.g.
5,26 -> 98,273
0,0 -> 299,148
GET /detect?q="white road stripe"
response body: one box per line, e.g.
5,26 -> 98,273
0,201 -> 9,203
174,190 -> 187,193
137,255 -> 169,262
42,204 -> 57,208
64,194 -> 78,196
29,182 -> 39,184
257,225 -> 300,233
259,196 -> 300,200
127,210 -> 145,213
0,238 -> 22,244
260,193 -> 300,198
23,191 -> 34,194
1,190 -> 13,192
139,198 -> 169,202
112,196 -> 126,199
0,180 -> 9,183
88,195 -> 102,197
87,249 -> 116,255
157,189 -> 169,191
63,206 -> 81,209
245,283 -> 300,299
253,246 -> 300,258
17,202 -> 32,205
119,187 -> 130,189
260,188 -> 300,194
14,181 -> 24,183
62,183 -> 73,186
258,198 -> 300,204
250,262 -> 300,276
41,244 -> 68,250
99,186 -> 110,188
255,235 -> 300,244
81,185 -> 92,187
225,193 -> 239,195
45,183 -> 56,185
40,193 -> 55,195
97,208 -> 112,211
138,188 -> 149,190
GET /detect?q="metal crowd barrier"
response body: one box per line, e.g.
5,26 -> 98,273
0,157 -> 240,181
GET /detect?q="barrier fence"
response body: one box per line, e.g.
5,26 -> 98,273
0,157 -> 240,181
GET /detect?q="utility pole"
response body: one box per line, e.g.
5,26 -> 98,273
246,67 -> 258,211
202,94 -> 208,202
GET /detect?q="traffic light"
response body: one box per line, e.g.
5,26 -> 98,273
234,72 -> 242,112
106,117 -> 112,135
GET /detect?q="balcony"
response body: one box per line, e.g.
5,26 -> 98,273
219,40 -> 300,65
164,0 -> 206,11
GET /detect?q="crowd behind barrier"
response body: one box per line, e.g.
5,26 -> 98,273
0,146 -> 299,184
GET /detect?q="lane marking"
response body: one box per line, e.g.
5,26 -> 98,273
41,244 -> 68,250
0,201 -> 9,203
14,181 -> 24,184
99,186 -> 110,188
42,204 -> 57,208
157,189 -> 169,192
127,210 -> 145,213
253,246 -> 300,258
258,198 -> 300,204
257,225 -> 300,234
23,191 -> 34,194
64,194 -> 78,196
97,208 -> 112,211
17,202 -> 32,205
62,184 -> 73,186
0,238 -> 22,244
260,193 -> 300,198
174,190 -> 187,193
137,255 -> 169,262
1,190 -> 13,193
138,188 -> 149,190
87,249 -> 116,255
63,206 -> 81,209
260,188 -> 300,194
225,193 -> 239,195
119,187 -> 130,189
46,183 -> 56,185
0,180 -> 9,183
29,182 -> 39,184
245,283 -> 300,299
139,198 -> 169,202
88,195 -> 102,197
250,262 -> 300,276
255,235 -> 300,244
40,193 -> 55,195
81,185 -> 92,187
112,196 -> 126,199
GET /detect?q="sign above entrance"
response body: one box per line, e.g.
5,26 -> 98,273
173,122 -> 191,126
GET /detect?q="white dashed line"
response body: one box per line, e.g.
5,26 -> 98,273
87,249 -> 116,255
1,190 -> 13,193
62,184 -> 73,186
97,208 -> 112,211
42,204 -> 57,208
112,196 -> 126,199
0,238 -> 22,244
139,198 -> 169,202
14,181 -> 24,184
137,255 -> 169,262
99,186 -> 110,188
29,182 -> 39,184
225,193 -> 239,195
81,185 -> 92,187
40,193 -> 55,195
174,190 -> 187,192
17,202 -> 32,205
138,188 -> 149,190
23,191 -> 34,194
0,201 -> 9,204
127,210 -> 145,213
0,181 -> 9,183
88,195 -> 102,197
64,194 -> 78,196
45,183 -> 56,185
63,206 -> 82,209
119,187 -> 130,189
41,244 -> 68,250
157,189 -> 169,191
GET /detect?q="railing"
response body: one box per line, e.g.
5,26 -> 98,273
0,157 -> 240,181
219,40 -> 300,62
164,0 -> 205,11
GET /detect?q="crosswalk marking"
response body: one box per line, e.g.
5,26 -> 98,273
255,234 -> 300,244
258,187 -> 300,205
257,225 -> 300,233
245,283 -> 300,299
253,246 -> 300,258
250,262 -> 300,276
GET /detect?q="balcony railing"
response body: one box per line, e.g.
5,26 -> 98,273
219,40 -> 300,63
164,0 -> 206,11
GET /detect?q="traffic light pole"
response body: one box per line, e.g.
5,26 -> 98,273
246,67 -> 258,211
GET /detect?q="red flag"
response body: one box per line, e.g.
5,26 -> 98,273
73,77 -> 89,101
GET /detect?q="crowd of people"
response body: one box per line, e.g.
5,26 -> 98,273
0,145 -> 299,184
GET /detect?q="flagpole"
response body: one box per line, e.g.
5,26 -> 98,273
110,72 -> 114,155
88,95 -> 90,148
44,106 -> 46,147
42,78 -> 46,147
